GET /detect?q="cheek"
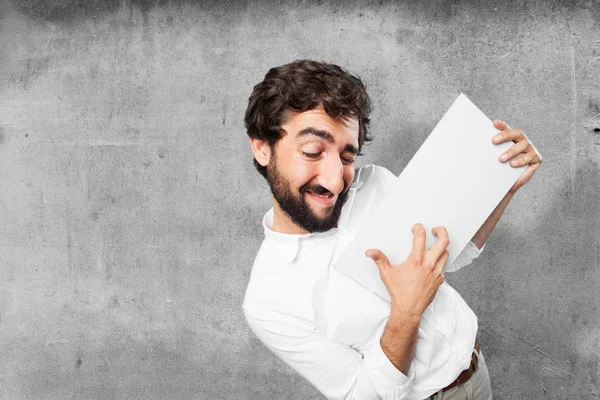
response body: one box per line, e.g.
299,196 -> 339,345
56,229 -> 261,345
289,161 -> 320,188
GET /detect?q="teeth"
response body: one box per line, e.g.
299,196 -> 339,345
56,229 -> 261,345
307,190 -> 334,199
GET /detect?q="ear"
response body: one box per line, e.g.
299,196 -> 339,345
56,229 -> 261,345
250,137 -> 271,167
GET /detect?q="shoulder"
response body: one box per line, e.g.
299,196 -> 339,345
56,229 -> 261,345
242,241 -> 282,310
242,240 -> 313,315
339,164 -> 397,233
352,164 -> 398,209
353,164 -> 397,197
354,164 -> 396,184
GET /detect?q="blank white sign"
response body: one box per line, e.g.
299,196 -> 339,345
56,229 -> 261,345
333,94 -> 525,302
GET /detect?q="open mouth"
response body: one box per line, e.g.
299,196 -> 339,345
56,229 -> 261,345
305,190 -> 336,206
306,190 -> 334,199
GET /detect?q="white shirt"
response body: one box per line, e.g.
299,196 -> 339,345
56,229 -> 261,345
243,165 -> 484,400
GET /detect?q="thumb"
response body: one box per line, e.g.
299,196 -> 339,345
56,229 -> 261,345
365,249 -> 390,271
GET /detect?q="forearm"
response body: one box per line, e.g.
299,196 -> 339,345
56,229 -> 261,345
471,191 -> 515,249
380,302 -> 422,375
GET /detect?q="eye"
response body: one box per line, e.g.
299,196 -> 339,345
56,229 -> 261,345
342,157 -> 355,165
302,151 -> 321,159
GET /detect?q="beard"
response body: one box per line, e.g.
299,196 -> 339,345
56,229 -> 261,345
266,156 -> 349,233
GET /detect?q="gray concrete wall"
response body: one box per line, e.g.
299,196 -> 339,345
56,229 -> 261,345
0,0 -> 598,398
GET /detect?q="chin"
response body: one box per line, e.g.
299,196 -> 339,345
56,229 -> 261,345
307,205 -> 335,220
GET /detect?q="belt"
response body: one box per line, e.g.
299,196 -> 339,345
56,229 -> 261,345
441,339 -> 481,393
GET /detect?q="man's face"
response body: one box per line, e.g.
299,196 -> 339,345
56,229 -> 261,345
265,107 -> 359,233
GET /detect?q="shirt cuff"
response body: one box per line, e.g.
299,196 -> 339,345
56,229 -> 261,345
444,241 -> 486,273
463,240 -> 485,259
363,340 -> 415,397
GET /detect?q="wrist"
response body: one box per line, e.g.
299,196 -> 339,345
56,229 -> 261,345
389,301 -> 423,326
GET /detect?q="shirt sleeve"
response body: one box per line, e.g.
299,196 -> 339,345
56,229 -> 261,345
444,241 -> 485,273
243,307 -> 414,400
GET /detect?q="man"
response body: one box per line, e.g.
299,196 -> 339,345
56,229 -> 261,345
242,60 -> 542,400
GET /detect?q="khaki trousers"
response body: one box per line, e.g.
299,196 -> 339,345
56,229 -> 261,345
428,348 -> 493,400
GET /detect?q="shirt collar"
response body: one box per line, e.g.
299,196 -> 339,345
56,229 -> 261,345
261,176 -> 363,263
262,208 -> 338,263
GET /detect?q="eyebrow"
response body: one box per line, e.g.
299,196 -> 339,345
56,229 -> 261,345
296,127 -> 359,155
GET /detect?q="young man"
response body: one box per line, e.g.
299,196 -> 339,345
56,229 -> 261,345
242,60 -> 541,400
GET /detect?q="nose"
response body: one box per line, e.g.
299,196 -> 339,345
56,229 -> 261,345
317,153 -> 345,195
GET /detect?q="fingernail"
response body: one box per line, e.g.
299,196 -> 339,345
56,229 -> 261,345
500,153 -> 509,161
493,134 -> 502,142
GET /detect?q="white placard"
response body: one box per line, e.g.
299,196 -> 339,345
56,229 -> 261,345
333,94 -> 525,302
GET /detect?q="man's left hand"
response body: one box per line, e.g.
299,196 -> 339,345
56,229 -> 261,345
492,120 -> 543,193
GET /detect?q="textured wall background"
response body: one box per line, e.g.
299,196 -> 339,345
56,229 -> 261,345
0,0 -> 598,399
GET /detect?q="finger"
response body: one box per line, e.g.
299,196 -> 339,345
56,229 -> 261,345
493,120 -> 511,130
523,132 -> 544,164
498,139 -> 530,162
427,227 -> 449,261
437,272 -> 445,287
366,249 -> 390,271
531,144 -> 543,163
509,150 -> 537,167
493,128 -> 525,144
410,223 -> 426,259
434,250 -> 449,274
519,131 -> 543,164
527,141 -> 543,164
513,162 -> 540,188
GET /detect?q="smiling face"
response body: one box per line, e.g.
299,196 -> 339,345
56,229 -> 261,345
251,107 -> 360,234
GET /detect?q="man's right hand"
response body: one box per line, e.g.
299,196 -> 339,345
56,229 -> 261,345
366,223 -> 449,318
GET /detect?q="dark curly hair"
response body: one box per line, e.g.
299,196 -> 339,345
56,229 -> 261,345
244,60 -> 373,178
